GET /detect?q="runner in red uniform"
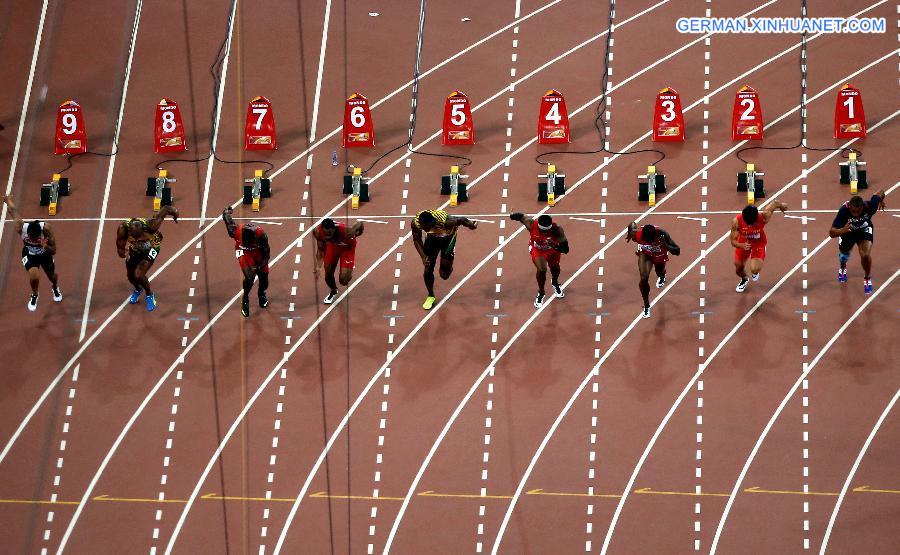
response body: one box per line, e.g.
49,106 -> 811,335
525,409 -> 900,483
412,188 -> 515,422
626,222 -> 681,318
731,202 -> 787,292
223,207 -> 270,317
313,218 -> 365,304
510,212 -> 569,308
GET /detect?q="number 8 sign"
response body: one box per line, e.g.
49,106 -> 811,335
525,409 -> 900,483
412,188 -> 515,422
55,100 -> 87,154
342,92 -> 375,148
154,98 -> 187,153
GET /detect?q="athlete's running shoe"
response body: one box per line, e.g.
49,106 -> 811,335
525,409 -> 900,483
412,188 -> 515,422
52,286 -> 63,302
27,293 -> 38,312
864,278 -> 873,295
146,294 -> 157,312
258,292 -> 269,308
553,283 -> 565,298
324,290 -> 338,304
656,275 -> 666,289
422,296 -> 436,310
751,272 -> 760,282
837,268 -> 848,283
129,289 -> 142,304
241,296 -> 250,317
642,305 -> 651,319
735,277 -> 749,292
534,292 -> 545,308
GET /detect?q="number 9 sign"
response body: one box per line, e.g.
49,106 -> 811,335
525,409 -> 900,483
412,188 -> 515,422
55,100 -> 87,154
342,92 -> 375,148
154,98 -> 187,153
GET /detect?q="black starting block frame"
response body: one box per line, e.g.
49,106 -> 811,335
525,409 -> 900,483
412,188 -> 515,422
39,173 -> 70,216
637,165 -> 666,203
736,163 -> 765,203
242,169 -> 272,211
146,169 -> 175,212
342,167 -> 369,209
839,152 -> 867,190
537,164 -> 565,205
440,165 -> 468,206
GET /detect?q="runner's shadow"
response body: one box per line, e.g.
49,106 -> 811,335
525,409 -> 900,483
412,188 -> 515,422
616,316 -> 681,403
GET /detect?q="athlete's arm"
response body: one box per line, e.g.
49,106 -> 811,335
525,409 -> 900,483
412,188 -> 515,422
761,200 -> 788,223
448,215 -> 478,230
868,191 -> 886,214
348,221 -> 365,238
222,206 -> 238,238
42,224 -> 58,255
258,232 -> 270,267
730,218 -> 750,249
660,229 -> 681,256
411,218 -> 428,262
625,221 -> 638,243
554,226 -> 570,254
148,205 -> 179,232
2,196 -> 24,234
509,212 -> 534,231
116,224 -> 129,258
311,227 -> 326,273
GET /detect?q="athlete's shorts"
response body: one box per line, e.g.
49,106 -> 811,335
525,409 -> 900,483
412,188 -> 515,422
839,229 -> 874,252
734,243 -> 766,263
424,234 -> 456,262
636,248 -> 668,266
126,243 -> 160,269
22,248 -> 55,274
530,245 -> 561,267
323,242 -> 356,269
236,247 -> 269,273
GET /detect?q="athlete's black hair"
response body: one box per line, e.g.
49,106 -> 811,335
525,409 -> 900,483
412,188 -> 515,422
848,195 -> 864,208
241,226 -> 257,244
417,211 -> 436,230
537,214 -> 552,228
641,224 -> 657,242
26,220 -> 42,238
321,218 -> 336,230
742,205 -> 759,225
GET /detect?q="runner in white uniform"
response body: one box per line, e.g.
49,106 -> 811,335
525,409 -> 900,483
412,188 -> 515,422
3,196 -> 62,311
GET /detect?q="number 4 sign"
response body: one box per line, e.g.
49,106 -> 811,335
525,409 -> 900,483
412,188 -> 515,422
442,91 -> 475,145
537,89 -> 571,144
55,100 -> 87,154
834,83 -> 866,139
342,92 -> 375,148
652,87 -> 685,142
245,96 -> 277,150
154,98 -> 187,153
731,85 -> 764,141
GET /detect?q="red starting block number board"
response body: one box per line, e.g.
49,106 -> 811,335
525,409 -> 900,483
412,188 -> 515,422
342,93 -> 375,148
537,89 -> 571,144
442,91 -> 475,146
731,85 -> 764,141
652,87 -> 685,142
834,83 -> 866,139
154,98 -> 187,153
245,96 -> 277,150
55,100 -> 87,154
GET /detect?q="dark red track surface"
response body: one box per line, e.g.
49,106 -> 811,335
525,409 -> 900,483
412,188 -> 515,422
0,1 -> 897,553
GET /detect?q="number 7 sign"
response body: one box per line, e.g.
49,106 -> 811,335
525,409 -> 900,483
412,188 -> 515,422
342,92 -> 375,148
55,100 -> 87,154
245,96 -> 277,150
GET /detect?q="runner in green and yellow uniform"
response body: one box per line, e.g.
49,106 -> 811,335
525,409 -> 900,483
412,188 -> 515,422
116,205 -> 178,311
411,209 -> 478,310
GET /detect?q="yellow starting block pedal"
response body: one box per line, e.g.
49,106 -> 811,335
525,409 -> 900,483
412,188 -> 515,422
850,179 -> 858,195
736,162 -> 764,203
342,166 -> 369,209
839,151 -> 868,190
40,173 -> 70,216
440,165 -> 468,206
538,163 -> 565,205
146,169 -> 174,212
243,169 -> 271,211
637,165 -> 665,205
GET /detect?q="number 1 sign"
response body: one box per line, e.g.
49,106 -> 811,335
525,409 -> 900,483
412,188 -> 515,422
652,87 -> 685,142
245,96 -> 277,150
154,98 -> 187,153
537,89 -> 571,144
731,85 -> 764,141
834,84 -> 866,139
55,100 -> 87,154
342,93 -> 375,148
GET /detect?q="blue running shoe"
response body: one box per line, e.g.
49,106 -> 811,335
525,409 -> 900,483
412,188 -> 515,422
863,278 -> 873,295
129,289 -> 142,304
837,269 -> 847,283
146,294 -> 157,311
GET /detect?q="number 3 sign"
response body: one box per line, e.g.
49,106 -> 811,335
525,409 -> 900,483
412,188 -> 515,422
55,100 -> 87,154
342,92 -> 375,148
245,96 -> 277,150
652,86 -> 685,142
154,98 -> 187,153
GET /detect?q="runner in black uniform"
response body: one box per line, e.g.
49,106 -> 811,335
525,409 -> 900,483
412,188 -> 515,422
829,191 -> 886,294
116,206 -> 178,311
3,196 -> 62,311
411,209 -> 478,310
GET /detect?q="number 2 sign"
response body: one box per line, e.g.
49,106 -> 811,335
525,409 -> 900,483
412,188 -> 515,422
731,85 -> 764,141
55,100 -> 87,154
537,89 -> 571,144
342,92 -> 375,148
245,96 -> 277,150
652,87 -> 685,142
154,98 -> 187,153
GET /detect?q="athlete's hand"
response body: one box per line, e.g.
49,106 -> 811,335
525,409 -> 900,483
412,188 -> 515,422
778,203 -> 788,214
739,242 -> 751,251
671,247 -> 681,256
839,222 -> 852,235
468,221 -> 478,230
510,212 -> 524,221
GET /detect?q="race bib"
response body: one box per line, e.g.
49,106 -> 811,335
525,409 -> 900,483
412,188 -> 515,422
22,256 -> 29,267
235,248 -> 245,258
148,248 -> 158,260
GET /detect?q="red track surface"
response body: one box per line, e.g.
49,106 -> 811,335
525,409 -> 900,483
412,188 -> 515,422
0,1 -> 897,553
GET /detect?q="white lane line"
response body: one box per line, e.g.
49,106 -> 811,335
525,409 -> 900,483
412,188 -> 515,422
357,218 -> 390,225
820,389 -> 900,555
710,269 -> 899,554
798,101 -> 812,551
251,219 -> 282,226
0,0 -> 49,250
77,0 -> 144,342
198,0 -> 238,226
308,0 -> 332,144
601,108 -> 897,555
40,364 -> 78,553
784,214 -> 816,220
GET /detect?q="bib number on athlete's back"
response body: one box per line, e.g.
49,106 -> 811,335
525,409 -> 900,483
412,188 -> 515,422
148,248 -> 158,260
22,256 -> 29,267
235,248 -> 245,259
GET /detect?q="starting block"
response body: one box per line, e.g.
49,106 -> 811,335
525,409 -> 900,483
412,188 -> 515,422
736,163 -> 765,204
39,173 -> 70,216
637,165 -> 666,206
342,167 -> 369,210
146,169 -> 175,212
839,152 -> 867,193
440,166 -> 469,206
537,164 -> 565,206
243,169 -> 272,212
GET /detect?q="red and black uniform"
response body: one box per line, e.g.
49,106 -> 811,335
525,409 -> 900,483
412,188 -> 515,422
529,223 -> 562,267
634,225 -> 669,265
322,222 -> 357,269
734,214 -> 767,263
233,223 -> 269,272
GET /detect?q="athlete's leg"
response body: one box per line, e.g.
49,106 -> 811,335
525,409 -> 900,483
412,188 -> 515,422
423,256 -> 437,297
324,262 -> 339,292
338,246 -> 355,286
26,266 -> 40,294
532,255 -> 549,294
858,240 -> 872,277
256,268 -> 269,294
748,257 -> 764,276
126,262 -> 142,291
134,260 -> 153,296
654,262 -> 666,279
550,263 -> 561,288
638,254 -> 653,308
241,265 -> 256,299
734,258 -> 747,278
438,256 -> 454,280
338,268 -> 353,286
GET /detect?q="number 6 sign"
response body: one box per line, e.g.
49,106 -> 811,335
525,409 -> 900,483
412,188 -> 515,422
55,100 -> 87,154
652,86 -> 685,142
342,92 -> 375,148
154,98 -> 187,153
245,96 -> 277,150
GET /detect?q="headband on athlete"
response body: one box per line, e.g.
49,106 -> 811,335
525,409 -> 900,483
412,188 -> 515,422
537,214 -> 552,231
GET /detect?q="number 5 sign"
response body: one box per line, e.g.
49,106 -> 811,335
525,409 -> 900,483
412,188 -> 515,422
537,89 -> 571,144
652,87 -> 685,142
342,92 -> 375,148
154,98 -> 187,153
245,96 -> 277,150
834,83 -> 866,139
55,100 -> 87,154
442,91 -> 475,145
